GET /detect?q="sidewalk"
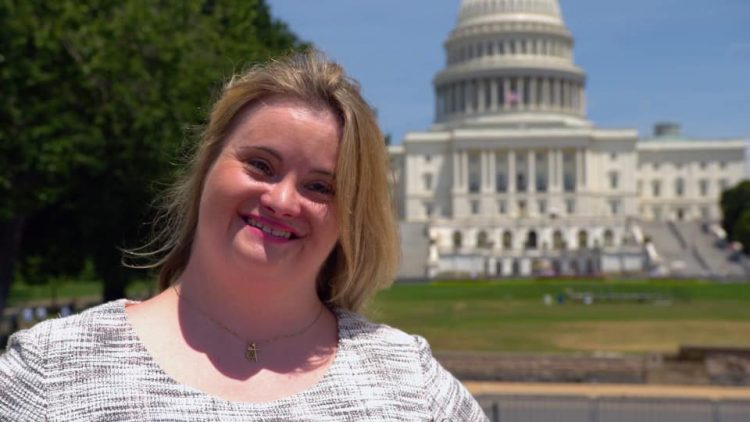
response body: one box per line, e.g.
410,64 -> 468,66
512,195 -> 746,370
465,381 -> 750,400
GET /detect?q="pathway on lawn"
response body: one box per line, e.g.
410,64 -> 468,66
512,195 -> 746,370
468,382 -> 750,422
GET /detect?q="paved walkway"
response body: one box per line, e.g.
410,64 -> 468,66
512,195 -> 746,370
468,382 -> 750,422
465,381 -> 750,400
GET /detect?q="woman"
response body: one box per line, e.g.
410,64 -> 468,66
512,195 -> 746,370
0,51 -> 488,421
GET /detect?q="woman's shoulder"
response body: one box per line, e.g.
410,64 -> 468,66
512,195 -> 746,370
331,308 -> 489,421
8,299 -> 134,355
333,307 -> 436,370
334,307 -> 425,348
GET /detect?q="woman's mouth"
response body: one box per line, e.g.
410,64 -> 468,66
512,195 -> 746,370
242,215 -> 299,240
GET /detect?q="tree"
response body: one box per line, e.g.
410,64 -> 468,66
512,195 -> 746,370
0,0 -> 306,316
720,180 -> 750,254
733,209 -> 750,255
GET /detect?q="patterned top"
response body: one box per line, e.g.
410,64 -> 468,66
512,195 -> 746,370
0,300 -> 488,421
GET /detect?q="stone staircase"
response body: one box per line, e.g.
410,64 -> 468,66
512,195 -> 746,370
638,221 -> 707,277
671,221 -> 750,279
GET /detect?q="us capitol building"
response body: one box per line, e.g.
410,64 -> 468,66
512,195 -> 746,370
389,0 -> 748,278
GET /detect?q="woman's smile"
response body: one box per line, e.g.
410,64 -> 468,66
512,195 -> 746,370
241,213 -> 301,242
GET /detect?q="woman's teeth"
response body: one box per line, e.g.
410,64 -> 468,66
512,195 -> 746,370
246,217 -> 293,239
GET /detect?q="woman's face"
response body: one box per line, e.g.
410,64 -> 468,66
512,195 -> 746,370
195,97 -> 341,285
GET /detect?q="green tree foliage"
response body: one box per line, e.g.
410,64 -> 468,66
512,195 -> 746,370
734,209 -> 750,255
0,0 -> 306,315
720,180 -> 750,254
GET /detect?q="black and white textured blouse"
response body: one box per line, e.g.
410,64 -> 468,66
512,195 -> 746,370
0,299 -> 488,421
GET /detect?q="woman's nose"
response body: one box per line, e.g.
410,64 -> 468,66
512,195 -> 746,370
260,177 -> 301,217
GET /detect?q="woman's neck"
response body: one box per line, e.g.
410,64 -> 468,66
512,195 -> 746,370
174,257 -> 325,342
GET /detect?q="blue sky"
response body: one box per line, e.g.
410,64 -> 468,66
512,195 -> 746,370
267,0 -> 749,147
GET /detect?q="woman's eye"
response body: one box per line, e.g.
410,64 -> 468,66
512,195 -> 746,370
246,159 -> 273,176
307,181 -> 335,196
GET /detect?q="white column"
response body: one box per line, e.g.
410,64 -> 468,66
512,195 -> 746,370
556,149 -> 564,192
560,81 -> 566,112
457,82 -> 464,113
462,151 -> 469,191
449,84 -> 455,114
568,82 -> 575,111
465,80 -> 473,114
580,86 -> 586,114
548,79 -> 554,109
453,150 -> 461,191
528,150 -> 536,193
518,77 -> 525,109
445,85 -> 452,114
568,82 -> 574,111
554,79 -> 561,110
478,79 -> 486,112
575,148 -> 583,192
459,82 -> 465,113
530,77 -> 538,110
488,150 -> 497,192
490,78 -> 498,111
481,150 -> 489,191
541,78 -> 549,110
508,149 -> 516,193
435,87 -> 442,120
503,78 -> 510,110
547,149 -> 555,189
581,148 -> 588,189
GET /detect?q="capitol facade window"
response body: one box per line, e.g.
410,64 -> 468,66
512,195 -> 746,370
538,200 -> 547,214
699,179 -> 709,196
609,171 -> 619,190
652,180 -> 661,197
565,199 -> 575,214
422,173 -> 433,191
675,178 -> 685,197
498,200 -> 507,214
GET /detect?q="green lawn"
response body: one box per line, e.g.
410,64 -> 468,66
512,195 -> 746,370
7,279 -> 155,306
365,279 -> 750,354
9,277 -> 750,355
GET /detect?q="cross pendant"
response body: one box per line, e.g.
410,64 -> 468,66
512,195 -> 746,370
245,342 -> 259,362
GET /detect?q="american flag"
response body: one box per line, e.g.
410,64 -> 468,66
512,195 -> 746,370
505,89 -> 521,105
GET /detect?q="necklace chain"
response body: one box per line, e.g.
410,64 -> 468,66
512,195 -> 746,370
171,284 -> 324,362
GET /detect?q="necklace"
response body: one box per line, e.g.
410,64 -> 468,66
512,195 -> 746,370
172,285 -> 325,362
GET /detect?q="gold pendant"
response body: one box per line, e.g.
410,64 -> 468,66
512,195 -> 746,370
245,342 -> 259,362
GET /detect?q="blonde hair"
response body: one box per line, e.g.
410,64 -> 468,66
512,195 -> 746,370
136,50 -> 398,312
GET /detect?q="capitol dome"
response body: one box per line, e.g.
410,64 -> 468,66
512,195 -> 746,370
458,0 -> 563,26
433,0 -> 588,128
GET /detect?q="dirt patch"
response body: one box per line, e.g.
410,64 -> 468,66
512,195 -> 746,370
551,320 -> 750,353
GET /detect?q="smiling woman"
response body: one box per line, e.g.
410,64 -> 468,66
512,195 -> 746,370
0,51 -> 488,421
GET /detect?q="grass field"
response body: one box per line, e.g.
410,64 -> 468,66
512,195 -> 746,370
364,279 -> 750,355
7,279 -> 154,306
8,278 -> 750,355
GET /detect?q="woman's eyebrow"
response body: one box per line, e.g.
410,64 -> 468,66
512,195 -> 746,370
310,169 -> 335,178
237,145 -> 334,177
236,145 -> 282,161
